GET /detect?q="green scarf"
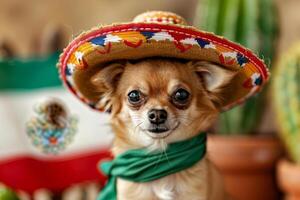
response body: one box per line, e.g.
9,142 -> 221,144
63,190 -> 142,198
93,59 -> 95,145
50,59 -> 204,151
97,132 -> 207,200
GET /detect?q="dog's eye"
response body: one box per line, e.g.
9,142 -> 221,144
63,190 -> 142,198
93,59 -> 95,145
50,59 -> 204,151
172,88 -> 190,104
128,90 -> 142,104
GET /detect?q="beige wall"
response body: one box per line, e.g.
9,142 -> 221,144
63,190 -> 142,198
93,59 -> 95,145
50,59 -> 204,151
277,0 -> 300,54
0,0 -> 198,57
1,0 -> 299,57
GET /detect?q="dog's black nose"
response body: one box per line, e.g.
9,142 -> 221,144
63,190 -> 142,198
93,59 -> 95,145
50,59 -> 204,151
148,109 -> 168,124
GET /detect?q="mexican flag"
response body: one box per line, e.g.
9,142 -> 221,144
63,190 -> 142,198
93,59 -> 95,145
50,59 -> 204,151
0,53 -> 112,194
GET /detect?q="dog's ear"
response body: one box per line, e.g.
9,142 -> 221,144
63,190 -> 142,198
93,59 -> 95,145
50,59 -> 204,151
190,61 -> 237,108
90,62 -> 126,112
91,62 -> 125,90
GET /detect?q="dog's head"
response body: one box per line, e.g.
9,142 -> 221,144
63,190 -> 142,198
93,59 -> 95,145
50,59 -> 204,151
79,58 -> 236,153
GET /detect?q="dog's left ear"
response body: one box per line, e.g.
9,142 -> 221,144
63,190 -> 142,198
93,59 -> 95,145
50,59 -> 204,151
190,61 -> 237,108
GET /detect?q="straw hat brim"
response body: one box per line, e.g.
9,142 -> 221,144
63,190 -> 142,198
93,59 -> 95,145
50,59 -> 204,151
58,22 -> 269,112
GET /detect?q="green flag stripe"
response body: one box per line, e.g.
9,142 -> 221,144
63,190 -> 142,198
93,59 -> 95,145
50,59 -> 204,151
0,52 -> 62,91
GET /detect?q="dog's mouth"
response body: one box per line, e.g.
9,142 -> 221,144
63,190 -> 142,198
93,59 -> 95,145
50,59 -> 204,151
148,127 -> 169,133
144,122 -> 180,139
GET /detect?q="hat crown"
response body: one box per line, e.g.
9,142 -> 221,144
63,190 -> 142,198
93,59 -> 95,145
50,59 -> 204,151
133,11 -> 188,25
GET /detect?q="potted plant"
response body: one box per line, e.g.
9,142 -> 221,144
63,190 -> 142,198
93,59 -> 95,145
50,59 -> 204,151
194,0 -> 283,199
273,44 -> 300,199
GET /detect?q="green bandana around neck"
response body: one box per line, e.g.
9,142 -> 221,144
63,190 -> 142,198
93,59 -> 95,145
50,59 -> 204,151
97,132 -> 207,200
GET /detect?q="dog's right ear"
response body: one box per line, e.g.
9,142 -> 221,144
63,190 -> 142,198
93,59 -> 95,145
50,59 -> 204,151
91,62 -> 125,91
90,62 -> 126,111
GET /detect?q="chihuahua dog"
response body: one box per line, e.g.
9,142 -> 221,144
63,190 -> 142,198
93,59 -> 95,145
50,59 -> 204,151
76,58 -> 235,200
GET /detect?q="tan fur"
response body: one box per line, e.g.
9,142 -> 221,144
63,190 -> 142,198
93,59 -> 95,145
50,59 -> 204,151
87,58 -> 235,200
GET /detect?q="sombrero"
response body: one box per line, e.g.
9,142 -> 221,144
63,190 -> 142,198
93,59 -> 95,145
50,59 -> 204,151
58,11 -> 269,112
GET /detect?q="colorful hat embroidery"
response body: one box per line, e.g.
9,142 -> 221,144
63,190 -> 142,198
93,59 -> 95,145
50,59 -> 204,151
58,11 -> 269,112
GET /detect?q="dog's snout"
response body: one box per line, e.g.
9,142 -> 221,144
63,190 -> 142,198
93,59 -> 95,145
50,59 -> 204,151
148,109 -> 168,124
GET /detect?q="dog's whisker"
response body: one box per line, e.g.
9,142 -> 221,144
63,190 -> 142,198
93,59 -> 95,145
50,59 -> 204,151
163,147 -> 171,167
133,121 -> 144,135
153,151 -> 164,170
182,118 -> 200,127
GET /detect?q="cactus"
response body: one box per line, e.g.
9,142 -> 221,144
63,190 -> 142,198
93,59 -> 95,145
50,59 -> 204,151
273,44 -> 300,164
194,0 -> 278,134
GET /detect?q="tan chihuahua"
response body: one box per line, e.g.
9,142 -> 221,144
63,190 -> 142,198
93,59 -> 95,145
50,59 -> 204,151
77,58 -> 235,200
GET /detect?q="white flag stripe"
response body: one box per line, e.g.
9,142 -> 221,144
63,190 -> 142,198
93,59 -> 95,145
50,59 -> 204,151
0,88 -> 113,160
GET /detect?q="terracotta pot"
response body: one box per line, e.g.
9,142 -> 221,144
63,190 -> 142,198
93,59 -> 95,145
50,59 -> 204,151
277,159 -> 300,200
208,135 -> 283,200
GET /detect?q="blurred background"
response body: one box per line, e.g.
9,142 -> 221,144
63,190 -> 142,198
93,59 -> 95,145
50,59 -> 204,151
0,0 -> 300,200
